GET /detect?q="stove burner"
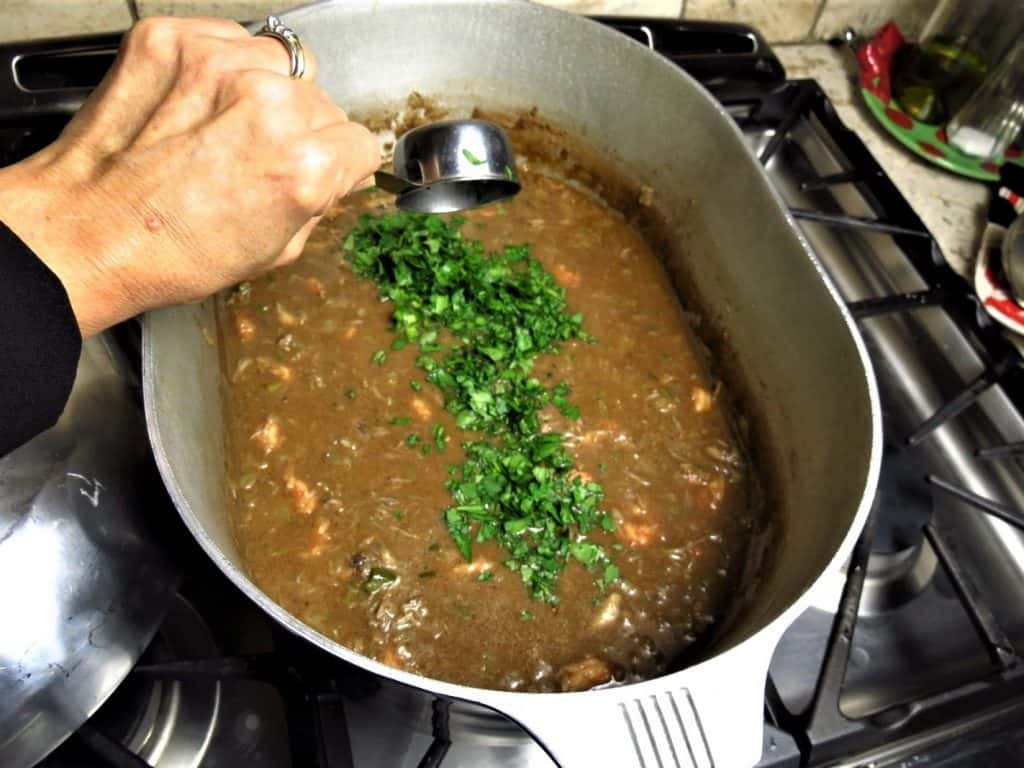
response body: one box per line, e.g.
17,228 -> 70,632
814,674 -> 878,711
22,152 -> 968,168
853,447 -> 937,614
871,446 -> 932,555
860,538 -> 938,615
86,595 -> 221,767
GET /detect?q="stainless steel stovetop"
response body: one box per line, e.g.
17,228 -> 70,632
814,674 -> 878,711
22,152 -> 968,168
3,17 -> 1024,768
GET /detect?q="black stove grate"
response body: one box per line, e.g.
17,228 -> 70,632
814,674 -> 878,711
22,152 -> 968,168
690,45 -> 1024,768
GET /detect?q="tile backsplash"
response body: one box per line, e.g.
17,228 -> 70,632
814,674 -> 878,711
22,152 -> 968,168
0,0 -> 132,43
813,0 -> 935,42
686,0 -> 823,43
2,0 -> 938,43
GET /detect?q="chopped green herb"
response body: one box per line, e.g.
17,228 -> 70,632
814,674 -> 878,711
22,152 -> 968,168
342,212 -> 618,603
391,338 -> 409,351
433,424 -> 447,452
406,434 -> 420,447
597,563 -> 620,590
389,416 -> 413,426
598,462 -> 607,474
393,509 -> 404,521
410,380 -> 423,392
462,148 -> 486,165
503,164 -> 515,181
552,381 -> 581,420
496,204 -> 507,216
520,610 -> 533,621
477,570 -> 494,582
371,349 -> 387,366
362,566 -> 397,594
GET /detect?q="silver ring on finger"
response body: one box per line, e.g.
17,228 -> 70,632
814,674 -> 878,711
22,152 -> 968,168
257,15 -> 306,79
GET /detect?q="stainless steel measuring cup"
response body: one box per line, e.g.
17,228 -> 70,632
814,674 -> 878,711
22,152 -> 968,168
374,119 -> 521,213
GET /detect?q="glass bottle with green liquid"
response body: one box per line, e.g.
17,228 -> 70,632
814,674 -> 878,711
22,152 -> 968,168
892,0 -> 1024,124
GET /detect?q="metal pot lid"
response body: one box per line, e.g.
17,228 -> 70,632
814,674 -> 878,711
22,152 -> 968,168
0,332 -> 180,768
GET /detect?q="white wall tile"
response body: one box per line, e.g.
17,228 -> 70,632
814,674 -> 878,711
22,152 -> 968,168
1,0 -> 133,43
814,0 -> 936,42
535,0 -> 682,16
136,1 -> 303,20
685,0 -> 824,43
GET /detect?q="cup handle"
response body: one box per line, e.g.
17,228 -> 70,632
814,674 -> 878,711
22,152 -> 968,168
492,635 -> 779,768
0,34 -> 120,121
374,170 -> 415,194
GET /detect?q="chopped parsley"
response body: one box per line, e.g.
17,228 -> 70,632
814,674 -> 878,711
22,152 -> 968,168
552,380 -> 580,421
370,349 -> 387,366
363,566 -> 397,594
433,424 -> 447,452
342,212 -> 617,604
389,416 -> 413,426
462,148 -> 486,165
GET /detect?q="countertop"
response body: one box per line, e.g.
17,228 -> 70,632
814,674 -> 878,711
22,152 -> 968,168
774,43 -> 991,279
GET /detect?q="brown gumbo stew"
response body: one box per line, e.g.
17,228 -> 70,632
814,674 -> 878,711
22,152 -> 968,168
219,170 -> 761,692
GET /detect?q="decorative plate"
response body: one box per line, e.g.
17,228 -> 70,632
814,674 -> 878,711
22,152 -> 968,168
975,223 -> 1024,336
856,23 -> 1024,182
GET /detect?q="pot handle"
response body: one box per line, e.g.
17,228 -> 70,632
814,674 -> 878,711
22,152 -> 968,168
0,33 -> 120,121
495,636 -> 779,768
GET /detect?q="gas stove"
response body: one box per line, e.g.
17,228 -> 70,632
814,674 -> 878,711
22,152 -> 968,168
2,16 -> 1024,768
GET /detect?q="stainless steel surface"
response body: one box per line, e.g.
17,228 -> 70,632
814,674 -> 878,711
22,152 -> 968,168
142,2 -> 881,767
374,118 -> 520,212
745,114 -> 1024,723
87,595 -> 220,767
1003,214 -> 1024,303
0,335 -> 180,768
860,542 -> 939,615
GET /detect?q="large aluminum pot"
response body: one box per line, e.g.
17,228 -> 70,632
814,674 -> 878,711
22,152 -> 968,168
144,1 -> 882,765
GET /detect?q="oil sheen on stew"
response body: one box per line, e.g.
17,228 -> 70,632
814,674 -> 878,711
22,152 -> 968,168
219,171 -> 759,692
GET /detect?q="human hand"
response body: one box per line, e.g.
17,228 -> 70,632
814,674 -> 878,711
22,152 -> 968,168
0,16 -> 380,337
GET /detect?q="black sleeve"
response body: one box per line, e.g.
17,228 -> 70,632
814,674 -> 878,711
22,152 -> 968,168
0,220 -> 82,457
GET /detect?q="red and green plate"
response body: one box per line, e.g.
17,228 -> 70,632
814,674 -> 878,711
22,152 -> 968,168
856,22 -> 1024,182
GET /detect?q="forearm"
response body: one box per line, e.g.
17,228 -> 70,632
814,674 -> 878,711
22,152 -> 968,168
0,219 -> 82,456
0,154 -> 143,337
